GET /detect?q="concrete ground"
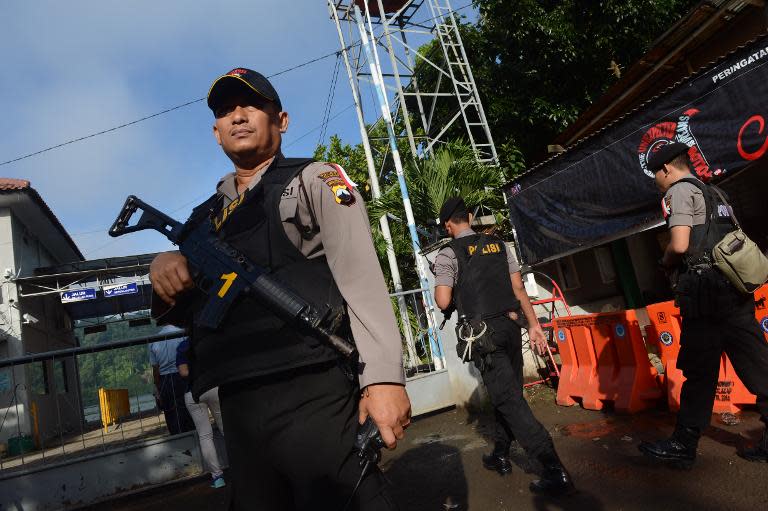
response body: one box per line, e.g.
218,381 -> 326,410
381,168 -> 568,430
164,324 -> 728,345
90,386 -> 768,511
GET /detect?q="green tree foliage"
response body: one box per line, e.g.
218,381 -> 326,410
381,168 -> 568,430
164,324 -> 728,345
315,1 -> 700,285
366,143 -> 506,286
76,319 -> 161,407
368,143 -> 505,227
411,0 -> 698,176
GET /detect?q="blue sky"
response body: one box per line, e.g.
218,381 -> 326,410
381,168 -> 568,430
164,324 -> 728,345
0,1 -> 476,261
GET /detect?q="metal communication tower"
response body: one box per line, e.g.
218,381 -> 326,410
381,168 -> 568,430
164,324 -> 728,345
327,1 -> 499,371
328,0 -> 499,165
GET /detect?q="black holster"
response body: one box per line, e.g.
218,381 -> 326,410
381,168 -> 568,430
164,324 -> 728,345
675,265 -> 727,319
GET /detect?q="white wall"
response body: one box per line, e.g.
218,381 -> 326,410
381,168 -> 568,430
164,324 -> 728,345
0,208 -> 29,443
0,209 -> 80,445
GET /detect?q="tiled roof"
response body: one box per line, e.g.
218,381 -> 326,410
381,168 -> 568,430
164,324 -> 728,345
0,177 -> 31,190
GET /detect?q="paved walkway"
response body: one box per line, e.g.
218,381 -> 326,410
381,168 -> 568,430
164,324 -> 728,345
1,410 -> 168,473
87,386 -> 768,511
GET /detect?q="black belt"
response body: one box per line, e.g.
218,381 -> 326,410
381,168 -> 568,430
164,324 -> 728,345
459,311 -> 509,322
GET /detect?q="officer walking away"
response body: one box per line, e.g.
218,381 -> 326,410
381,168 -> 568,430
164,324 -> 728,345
433,197 -> 574,495
149,325 -> 195,435
149,68 -> 410,510
638,142 -> 768,466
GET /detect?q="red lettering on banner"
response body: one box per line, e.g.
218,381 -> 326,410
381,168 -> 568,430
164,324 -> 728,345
737,115 -> 768,161
638,122 -> 677,155
688,146 -> 712,179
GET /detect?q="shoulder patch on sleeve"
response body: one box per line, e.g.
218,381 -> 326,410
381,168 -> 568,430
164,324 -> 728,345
317,163 -> 357,206
323,163 -> 357,189
662,196 -> 672,218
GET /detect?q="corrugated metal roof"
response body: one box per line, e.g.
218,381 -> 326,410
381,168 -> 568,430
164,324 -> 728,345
505,30 -> 767,188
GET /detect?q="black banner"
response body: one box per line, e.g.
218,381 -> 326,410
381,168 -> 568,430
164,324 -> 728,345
505,34 -> 768,265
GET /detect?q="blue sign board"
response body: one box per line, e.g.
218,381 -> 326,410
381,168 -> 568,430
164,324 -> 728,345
103,283 -> 139,298
61,288 -> 97,303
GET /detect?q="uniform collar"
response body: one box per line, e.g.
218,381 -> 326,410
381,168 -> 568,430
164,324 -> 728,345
216,153 -> 283,199
455,227 -> 475,239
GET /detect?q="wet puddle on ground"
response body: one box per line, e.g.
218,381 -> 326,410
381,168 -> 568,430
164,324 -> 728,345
558,415 -> 666,440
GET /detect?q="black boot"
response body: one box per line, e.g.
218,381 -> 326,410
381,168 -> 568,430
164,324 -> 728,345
482,442 -> 512,475
738,426 -> 768,463
529,448 -> 574,496
638,426 -> 698,469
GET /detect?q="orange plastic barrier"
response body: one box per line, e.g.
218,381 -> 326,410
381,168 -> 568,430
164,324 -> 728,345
553,310 -> 662,413
755,284 -> 768,342
645,300 -> 760,413
645,301 -> 686,412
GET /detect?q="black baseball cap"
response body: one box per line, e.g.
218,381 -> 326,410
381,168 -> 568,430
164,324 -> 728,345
207,68 -> 282,113
647,142 -> 690,172
439,196 -> 468,224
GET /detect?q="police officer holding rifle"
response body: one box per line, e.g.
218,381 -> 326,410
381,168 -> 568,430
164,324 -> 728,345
148,68 -> 409,510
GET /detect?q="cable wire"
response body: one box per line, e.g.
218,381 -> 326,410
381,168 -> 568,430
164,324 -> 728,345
0,1 -> 477,169
283,103 -> 356,149
0,45 -> 358,168
317,54 -> 342,148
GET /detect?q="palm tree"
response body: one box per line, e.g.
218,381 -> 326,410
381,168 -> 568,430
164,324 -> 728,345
368,143 -> 508,271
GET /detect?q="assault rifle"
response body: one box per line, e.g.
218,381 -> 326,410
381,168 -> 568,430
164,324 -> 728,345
108,195 -> 355,358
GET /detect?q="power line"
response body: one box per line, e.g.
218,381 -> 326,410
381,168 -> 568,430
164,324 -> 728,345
0,1 -> 477,169
85,100 -> 356,258
318,54 -> 342,148
0,45 -> 357,168
0,99 -> 204,168
284,103 -> 356,149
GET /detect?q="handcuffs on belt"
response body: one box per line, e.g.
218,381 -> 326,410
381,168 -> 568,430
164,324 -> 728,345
456,318 -> 488,363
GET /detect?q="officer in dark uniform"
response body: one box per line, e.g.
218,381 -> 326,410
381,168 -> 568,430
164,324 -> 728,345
638,142 -> 768,466
433,197 -> 574,495
150,68 -> 410,510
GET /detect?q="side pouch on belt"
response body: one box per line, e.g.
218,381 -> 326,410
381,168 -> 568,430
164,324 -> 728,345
455,319 -> 496,364
712,229 -> 768,294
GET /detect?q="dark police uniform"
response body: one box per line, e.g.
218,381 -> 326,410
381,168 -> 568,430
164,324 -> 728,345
178,154 -> 401,510
663,177 -> 768,452
434,228 -> 554,461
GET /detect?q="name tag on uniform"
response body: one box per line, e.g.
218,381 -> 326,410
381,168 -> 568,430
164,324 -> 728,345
282,185 -> 298,199
717,204 -> 731,218
468,242 -> 501,256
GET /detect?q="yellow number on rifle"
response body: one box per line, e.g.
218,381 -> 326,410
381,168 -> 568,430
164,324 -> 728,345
217,272 -> 238,298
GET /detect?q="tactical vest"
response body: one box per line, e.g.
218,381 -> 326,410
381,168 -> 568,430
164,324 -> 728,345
449,233 -> 520,319
185,156 -> 346,397
668,177 -> 735,267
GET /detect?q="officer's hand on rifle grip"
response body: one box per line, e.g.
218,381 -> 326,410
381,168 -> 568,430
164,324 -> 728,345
149,251 -> 194,306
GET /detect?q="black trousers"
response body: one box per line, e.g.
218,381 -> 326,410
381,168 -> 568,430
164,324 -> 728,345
676,274 -> 768,436
478,317 -> 553,458
159,372 -> 195,435
219,361 -> 398,511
